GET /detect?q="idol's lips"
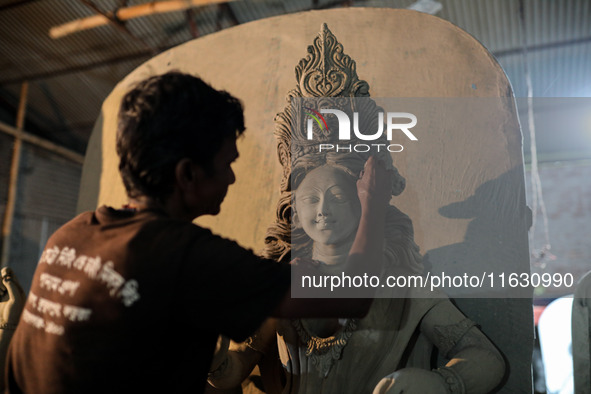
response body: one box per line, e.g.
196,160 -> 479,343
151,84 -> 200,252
314,219 -> 335,228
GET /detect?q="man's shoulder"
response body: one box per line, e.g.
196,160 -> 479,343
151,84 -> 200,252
94,206 -> 213,235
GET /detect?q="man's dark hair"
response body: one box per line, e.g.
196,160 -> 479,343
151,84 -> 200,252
116,71 -> 245,203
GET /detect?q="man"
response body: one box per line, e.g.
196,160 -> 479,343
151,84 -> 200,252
6,72 -> 390,393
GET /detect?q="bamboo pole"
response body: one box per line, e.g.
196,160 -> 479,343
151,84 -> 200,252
50,0 -> 237,39
1,82 -> 28,268
0,122 -> 85,165
80,0 -> 158,55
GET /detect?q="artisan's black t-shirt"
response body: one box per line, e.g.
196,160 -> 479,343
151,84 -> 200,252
6,206 -> 291,393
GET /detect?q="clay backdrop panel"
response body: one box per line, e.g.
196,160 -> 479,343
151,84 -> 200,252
78,8 -> 533,392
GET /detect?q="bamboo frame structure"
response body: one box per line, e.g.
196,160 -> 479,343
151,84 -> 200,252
49,0 -> 237,39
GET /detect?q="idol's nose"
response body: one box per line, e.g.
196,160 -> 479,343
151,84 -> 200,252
317,197 -> 331,218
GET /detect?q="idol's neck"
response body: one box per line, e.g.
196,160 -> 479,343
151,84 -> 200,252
312,240 -> 353,267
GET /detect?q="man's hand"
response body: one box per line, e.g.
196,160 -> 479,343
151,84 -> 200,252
0,267 -> 25,329
373,368 -> 449,394
356,156 -> 392,209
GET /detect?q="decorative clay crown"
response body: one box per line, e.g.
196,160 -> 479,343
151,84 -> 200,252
274,23 -> 405,195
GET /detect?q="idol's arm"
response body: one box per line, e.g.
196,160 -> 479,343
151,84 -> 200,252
420,300 -> 506,393
373,300 -> 505,394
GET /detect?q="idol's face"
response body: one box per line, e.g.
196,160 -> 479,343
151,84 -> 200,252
294,165 -> 361,245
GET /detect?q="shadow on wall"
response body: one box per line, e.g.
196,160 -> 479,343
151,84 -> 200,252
423,167 -> 534,393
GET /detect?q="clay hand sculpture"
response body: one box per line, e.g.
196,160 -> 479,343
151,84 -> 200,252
0,268 -> 25,330
0,267 -> 26,390
373,368 -> 449,394
209,335 -> 231,375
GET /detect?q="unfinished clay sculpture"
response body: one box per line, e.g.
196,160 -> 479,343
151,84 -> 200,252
208,24 -> 506,394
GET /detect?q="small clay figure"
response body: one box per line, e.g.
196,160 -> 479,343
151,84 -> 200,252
0,267 -> 26,391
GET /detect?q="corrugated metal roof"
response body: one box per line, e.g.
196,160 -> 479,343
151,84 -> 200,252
0,1 -> 146,83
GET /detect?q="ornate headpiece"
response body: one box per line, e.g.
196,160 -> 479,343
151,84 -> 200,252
274,24 -> 405,195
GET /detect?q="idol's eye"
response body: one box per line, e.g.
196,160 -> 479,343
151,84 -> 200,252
327,187 -> 350,203
329,193 -> 350,204
301,195 -> 319,204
